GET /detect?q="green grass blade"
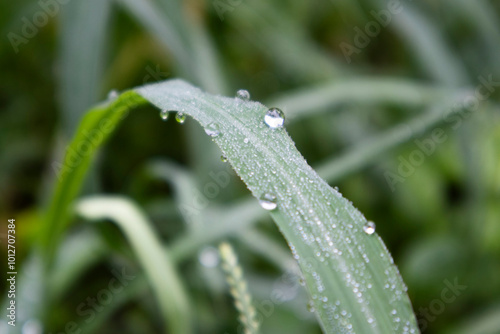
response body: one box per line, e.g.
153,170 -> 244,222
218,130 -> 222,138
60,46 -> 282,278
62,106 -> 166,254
315,93 -> 470,183
48,229 -> 107,303
76,196 -> 191,334
370,0 -> 468,86
232,2 -> 342,81
58,0 -> 113,135
148,159 -> 202,229
117,0 -> 195,82
40,92 -> 148,264
136,79 -> 419,332
266,78 -> 448,120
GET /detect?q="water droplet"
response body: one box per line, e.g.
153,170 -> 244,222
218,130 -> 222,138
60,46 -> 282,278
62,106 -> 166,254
220,155 -> 228,163
236,89 -> 250,101
159,109 -> 169,121
204,122 -> 220,137
363,221 -> 376,235
107,89 -> 119,99
243,138 -> 249,144
198,247 -> 219,268
307,301 -> 315,312
259,193 -> 277,210
264,108 -> 285,129
176,112 -> 186,124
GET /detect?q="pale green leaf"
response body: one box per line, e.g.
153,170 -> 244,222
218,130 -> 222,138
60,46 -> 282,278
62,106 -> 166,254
76,196 -> 191,334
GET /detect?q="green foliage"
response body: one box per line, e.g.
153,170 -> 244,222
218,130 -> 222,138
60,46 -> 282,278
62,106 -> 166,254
2,0 -> 500,333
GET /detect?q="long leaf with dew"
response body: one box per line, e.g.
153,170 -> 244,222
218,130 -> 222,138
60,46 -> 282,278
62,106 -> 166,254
135,79 -> 419,333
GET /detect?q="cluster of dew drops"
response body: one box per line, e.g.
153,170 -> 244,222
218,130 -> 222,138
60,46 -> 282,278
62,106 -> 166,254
158,89 -> 376,236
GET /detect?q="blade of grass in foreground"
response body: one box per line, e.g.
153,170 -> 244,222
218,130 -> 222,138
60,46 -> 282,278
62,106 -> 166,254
40,79 -> 419,333
135,80 -> 419,333
76,196 -> 191,334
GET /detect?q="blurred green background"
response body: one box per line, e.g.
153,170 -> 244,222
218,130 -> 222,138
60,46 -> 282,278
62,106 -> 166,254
1,0 -> 500,333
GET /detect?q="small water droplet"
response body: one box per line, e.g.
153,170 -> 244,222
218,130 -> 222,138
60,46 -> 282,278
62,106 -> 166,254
205,122 -> 220,137
107,89 -> 119,99
264,108 -> 285,129
220,155 -> 228,162
159,109 -> 169,121
307,301 -> 315,312
259,193 -> 277,210
243,138 -> 249,144
363,221 -> 376,235
236,89 -> 250,101
176,112 -> 186,124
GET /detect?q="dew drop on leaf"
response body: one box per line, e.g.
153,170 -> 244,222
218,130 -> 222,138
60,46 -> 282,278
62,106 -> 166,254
236,89 -> 250,101
159,109 -> 169,121
307,300 -> 316,313
259,193 -> 277,210
220,155 -> 228,162
363,221 -> 376,235
176,112 -> 186,124
264,108 -> 285,129
205,122 -> 220,137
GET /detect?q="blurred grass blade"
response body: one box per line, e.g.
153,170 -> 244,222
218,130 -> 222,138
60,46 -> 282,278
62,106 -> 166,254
136,79 -> 419,332
370,0 -> 467,86
41,92 -> 148,263
315,92 -> 471,182
59,0 -> 112,135
1,253 -> 45,333
118,0 -> 226,94
76,196 -> 191,334
148,159 -> 202,229
118,0 -> 195,82
266,78 -> 448,120
49,229 -> 107,303
232,2 -> 342,81
447,304 -> 500,334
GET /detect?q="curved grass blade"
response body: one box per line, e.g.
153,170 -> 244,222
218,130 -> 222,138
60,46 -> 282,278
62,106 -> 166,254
266,78 -> 450,121
136,79 -> 419,332
369,0 -> 468,86
76,196 -> 191,334
148,159 -> 202,229
59,0 -> 112,135
40,92 -> 148,264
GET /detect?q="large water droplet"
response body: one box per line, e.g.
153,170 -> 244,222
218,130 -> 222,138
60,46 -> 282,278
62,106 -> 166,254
236,89 -> 250,101
363,221 -> 376,235
259,193 -> 277,210
159,109 -> 169,121
205,122 -> 220,137
176,112 -> 186,124
264,108 -> 285,129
